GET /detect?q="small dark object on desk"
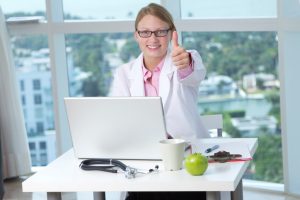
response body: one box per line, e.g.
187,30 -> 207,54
208,150 -> 242,163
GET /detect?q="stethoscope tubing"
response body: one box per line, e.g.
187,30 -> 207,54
79,159 -> 127,173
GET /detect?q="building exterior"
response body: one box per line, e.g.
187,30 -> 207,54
27,130 -> 56,166
243,73 -> 279,92
199,74 -> 239,97
231,116 -> 277,137
15,47 -> 80,166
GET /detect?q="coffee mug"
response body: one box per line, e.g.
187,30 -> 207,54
159,139 -> 186,171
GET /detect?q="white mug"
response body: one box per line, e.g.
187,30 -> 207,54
159,139 -> 186,171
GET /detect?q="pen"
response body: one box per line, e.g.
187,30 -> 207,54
205,145 -> 220,153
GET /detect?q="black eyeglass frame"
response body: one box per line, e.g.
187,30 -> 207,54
136,29 -> 171,38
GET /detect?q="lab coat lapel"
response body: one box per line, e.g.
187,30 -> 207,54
160,51 -> 176,106
129,54 -> 145,96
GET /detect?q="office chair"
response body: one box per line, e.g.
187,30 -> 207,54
200,114 -> 223,137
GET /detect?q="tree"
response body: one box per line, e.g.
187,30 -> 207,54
265,90 -> 281,127
252,133 -> 283,183
223,113 -> 241,138
66,34 -> 113,96
120,37 -> 140,62
183,32 -> 278,80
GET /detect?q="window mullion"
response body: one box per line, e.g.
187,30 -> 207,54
46,0 -> 72,155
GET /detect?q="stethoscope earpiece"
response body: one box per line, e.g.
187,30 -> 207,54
149,165 -> 159,173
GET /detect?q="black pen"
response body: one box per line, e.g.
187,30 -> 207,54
205,145 -> 220,153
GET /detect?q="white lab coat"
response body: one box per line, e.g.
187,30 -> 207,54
110,50 -> 210,140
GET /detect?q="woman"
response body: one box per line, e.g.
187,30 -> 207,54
110,3 -> 209,141
110,4 -> 207,199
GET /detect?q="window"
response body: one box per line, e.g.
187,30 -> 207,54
20,80 -> 25,91
8,35 -> 55,167
66,33 -> 138,96
40,153 -> 48,166
34,94 -> 42,104
30,154 -> 37,164
29,142 -> 36,150
21,95 -> 26,105
0,0 -> 46,19
36,122 -> 44,133
4,0 -> 300,194
183,31 -> 282,183
39,141 -> 47,150
33,79 -> 41,90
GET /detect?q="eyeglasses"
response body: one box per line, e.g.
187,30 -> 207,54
137,29 -> 170,38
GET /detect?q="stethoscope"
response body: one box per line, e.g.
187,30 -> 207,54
79,159 -> 159,179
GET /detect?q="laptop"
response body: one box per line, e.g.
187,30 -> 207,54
64,96 -> 167,160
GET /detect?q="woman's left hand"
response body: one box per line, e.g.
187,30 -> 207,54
171,31 -> 191,70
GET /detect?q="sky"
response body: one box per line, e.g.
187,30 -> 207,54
0,0 -> 276,19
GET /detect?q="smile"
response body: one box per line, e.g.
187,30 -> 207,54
147,45 -> 161,49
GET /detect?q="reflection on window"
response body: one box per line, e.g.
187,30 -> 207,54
12,35 -> 56,166
183,32 -> 282,183
181,0 -> 277,19
63,0 -> 159,20
65,33 -> 139,97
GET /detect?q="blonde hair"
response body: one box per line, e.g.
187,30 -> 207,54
135,3 -> 176,31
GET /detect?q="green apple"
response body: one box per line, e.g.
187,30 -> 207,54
184,153 -> 208,176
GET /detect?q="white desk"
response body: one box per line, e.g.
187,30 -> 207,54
22,138 -> 258,200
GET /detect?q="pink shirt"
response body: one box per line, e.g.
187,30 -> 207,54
142,59 -> 164,96
142,55 -> 194,96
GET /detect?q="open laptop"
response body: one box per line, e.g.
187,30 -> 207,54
64,96 -> 167,160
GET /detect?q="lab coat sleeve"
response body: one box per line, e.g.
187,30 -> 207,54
177,50 -> 206,87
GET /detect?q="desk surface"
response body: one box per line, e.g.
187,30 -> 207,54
23,138 -> 257,192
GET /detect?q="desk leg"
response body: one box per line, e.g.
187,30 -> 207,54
231,179 -> 243,200
93,192 -> 105,200
207,191 -> 221,200
47,192 -> 62,200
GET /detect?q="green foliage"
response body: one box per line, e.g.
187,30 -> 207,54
265,90 -> 281,126
223,113 -> 241,138
183,32 -> 278,80
226,110 -> 246,118
13,35 -> 48,51
120,37 -> 140,62
252,133 -> 283,183
65,34 -> 113,96
256,78 -> 265,90
5,11 -> 46,19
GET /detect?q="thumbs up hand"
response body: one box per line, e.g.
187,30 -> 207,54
171,31 -> 191,70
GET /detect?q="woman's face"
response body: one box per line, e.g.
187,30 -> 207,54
135,15 -> 171,63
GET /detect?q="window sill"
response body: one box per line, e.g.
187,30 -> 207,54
243,179 -> 284,194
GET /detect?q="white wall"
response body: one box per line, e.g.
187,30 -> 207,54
278,0 -> 300,196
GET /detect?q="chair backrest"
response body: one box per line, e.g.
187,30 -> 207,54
200,114 -> 223,137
